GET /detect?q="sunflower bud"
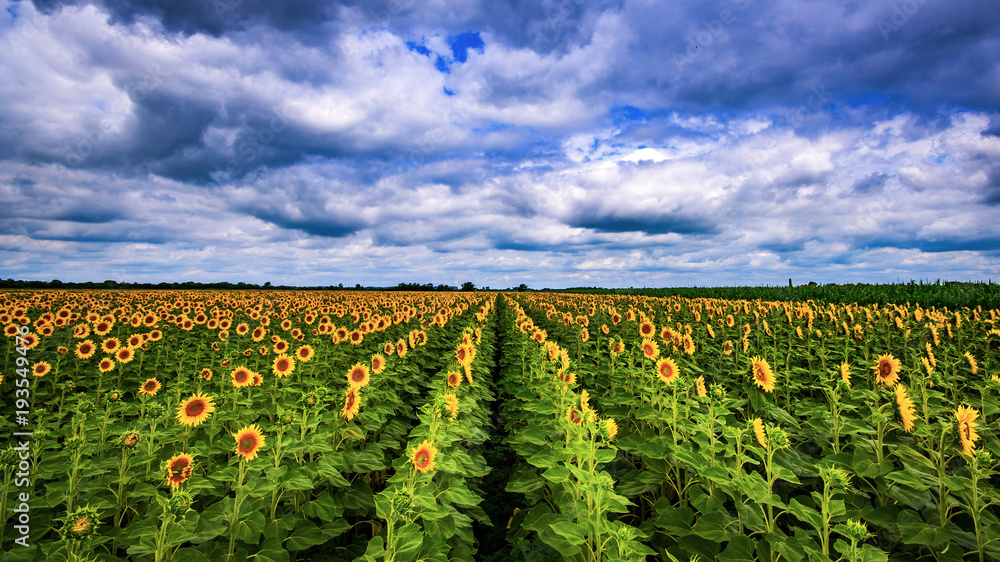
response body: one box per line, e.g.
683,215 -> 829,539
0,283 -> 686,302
59,505 -> 101,542
838,519 -> 873,542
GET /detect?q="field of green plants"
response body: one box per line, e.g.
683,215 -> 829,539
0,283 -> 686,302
1,289 -> 998,562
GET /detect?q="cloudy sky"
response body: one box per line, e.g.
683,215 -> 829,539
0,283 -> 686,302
2,0 -> 999,288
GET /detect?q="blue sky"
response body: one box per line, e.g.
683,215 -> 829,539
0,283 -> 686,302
1,0 -> 999,288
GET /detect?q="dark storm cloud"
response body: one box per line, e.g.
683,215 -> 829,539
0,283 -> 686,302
569,208 -> 719,236
31,0 -> 338,37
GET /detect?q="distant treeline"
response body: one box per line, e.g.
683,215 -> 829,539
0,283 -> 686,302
0,279 -> 494,292
555,280 -> 1000,310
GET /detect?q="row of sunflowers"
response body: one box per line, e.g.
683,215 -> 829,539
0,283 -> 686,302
498,292 -> 998,562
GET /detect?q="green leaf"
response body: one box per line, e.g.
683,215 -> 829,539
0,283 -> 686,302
718,536 -> 756,562
897,510 -> 952,547
234,510 -> 266,544
541,465 -> 570,484
548,521 -> 586,546
789,497 -> 823,531
284,520 -> 327,551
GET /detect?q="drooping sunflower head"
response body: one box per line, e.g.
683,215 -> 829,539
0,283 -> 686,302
752,418 -> 767,448
233,424 -> 265,461
342,387 -> 360,421
839,361 -> 852,389
176,394 -> 215,427
955,405 -> 981,456
894,385 -> 916,433
444,393 -> 459,418
696,375 -> 707,398
873,354 -> 900,387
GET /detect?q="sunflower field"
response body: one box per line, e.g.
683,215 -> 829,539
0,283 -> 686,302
1,289 -> 999,562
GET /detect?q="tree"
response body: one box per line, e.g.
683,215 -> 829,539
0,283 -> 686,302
461,281 -> 476,292
516,283 -> 529,292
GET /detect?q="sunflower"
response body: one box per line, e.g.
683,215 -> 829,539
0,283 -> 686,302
411,440 -> 437,474
200,368 -> 213,381
383,342 -> 394,356
116,347 -> 134,364
396,339 -> 408,358
138,378 -> 161,396
955,405 -> 980,457
32,362 -> 51,377
722,340 -> 733,356
342,387 -> 360,421
839,362 -> 852,389
176,394 -> 215,427
656,358 -> 679,384
641,339 -> 660,360
965,352 -> 979,375
272,355 -> 295,378
250,372 -> 263,386
873,354 -> 900,387
127,335 -> 143,348
349,330 -> 363,345
250,327 -> 266,342
347,363 -> 371,389
696,375 -> 707,398
98,358 -> 115,373
272,340 -> 289,354
230,366 -> 252,388
746,356 -> 775,393
235,323 -> 249,335
604,418 -> 618,441
444,393 -> 459,419
94,321 -> 112,335
102,338 -> 121,354
894,385 -> 916,433
446,371 -> 461,388
753,418 -> 768,448
682,334 -> 695,355
456,344 -> 474,366
566,407 -> 583,425
296,345 -> 314,362
165,453 -> 194,488
639,320 -> 656,338
370,353 -> 386,374
233,424 -> 265,461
